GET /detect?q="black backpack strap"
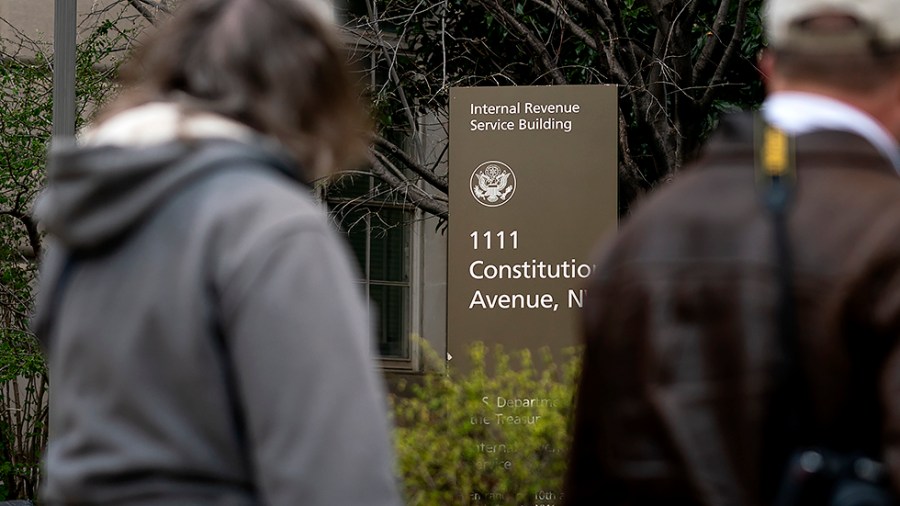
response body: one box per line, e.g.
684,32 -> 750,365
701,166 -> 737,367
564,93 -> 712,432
755,118 -> 806,425
754,117 -> 811,502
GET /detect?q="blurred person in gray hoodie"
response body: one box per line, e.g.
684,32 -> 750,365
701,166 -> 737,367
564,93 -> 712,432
30,0 -> 403,504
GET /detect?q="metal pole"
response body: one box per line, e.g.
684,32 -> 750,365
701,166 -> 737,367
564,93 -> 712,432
52,0 -> 77,145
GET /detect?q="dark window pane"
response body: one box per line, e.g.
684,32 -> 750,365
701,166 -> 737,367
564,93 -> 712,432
369,208 -> 408,282
345,0 -> 368,17
327,172 -> 403,204
328,173 -> 372,200
370,284 -> 408,358
325,191 -> 412,359
329,205 -> 369,277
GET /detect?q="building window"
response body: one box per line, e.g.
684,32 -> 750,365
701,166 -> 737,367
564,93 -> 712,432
345,0 -> 369,17
324,173 -> 413,360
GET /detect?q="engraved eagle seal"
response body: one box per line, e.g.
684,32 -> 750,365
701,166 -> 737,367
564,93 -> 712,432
471,161 -> 516,207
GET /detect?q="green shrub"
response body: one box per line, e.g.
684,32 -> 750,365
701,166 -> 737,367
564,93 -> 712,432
391,342 -> 580,506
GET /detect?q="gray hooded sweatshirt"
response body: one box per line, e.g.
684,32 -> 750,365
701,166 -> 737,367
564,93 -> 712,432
31,104 -> 403,506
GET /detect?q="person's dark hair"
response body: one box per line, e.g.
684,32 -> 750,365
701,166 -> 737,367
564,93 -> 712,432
104,0 -> 369,182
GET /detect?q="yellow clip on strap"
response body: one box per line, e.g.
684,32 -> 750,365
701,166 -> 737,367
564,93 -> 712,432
763,127 -> 790,177
755,117 -> 796,187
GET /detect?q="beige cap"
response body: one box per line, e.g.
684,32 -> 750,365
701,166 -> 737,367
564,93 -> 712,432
303,0 -> 336,25
765,0 -> 900,52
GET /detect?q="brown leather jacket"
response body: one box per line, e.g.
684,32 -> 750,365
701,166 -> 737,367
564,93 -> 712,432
564,113 -> 900,506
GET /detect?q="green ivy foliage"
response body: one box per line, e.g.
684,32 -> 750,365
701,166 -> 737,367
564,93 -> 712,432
392,342 -> 580,506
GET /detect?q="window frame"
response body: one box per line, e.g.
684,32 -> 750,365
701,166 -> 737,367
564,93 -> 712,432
320,178 -> 422,372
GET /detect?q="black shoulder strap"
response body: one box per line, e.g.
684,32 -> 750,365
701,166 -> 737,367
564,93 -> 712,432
754,118 -> 803,408
755,117 -> 814,501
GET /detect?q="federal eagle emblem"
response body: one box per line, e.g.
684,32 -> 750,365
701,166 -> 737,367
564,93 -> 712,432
471,161 -> 516,207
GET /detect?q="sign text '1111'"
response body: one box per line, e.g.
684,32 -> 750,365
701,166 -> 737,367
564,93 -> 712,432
470,230 -> 519,250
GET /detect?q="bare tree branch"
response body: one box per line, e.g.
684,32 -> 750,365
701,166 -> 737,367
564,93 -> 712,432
557,0 -> 590,17
372,135 -> 448,193
364,1 -> 424,141
698,0 -> 750,111
473,0 -> 567,84
693,0 -> 732,83
533,0 -> 599,52
123,0 -> 160,24
368,153 -> 449,219
603,1 -> 646,88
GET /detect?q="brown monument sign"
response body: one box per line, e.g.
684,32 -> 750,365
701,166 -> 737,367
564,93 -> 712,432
448,85 -> 618,364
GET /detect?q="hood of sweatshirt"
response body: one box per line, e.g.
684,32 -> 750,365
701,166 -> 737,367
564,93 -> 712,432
34,103 -> 300,254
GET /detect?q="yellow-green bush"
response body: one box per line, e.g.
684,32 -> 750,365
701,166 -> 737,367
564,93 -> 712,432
391,342 -> 580,506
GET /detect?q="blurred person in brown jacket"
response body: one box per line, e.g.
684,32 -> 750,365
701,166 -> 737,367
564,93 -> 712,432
564,0 -> 900,504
